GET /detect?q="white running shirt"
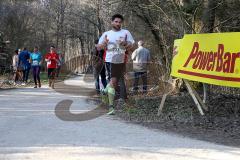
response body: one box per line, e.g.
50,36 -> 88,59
98,29 -> 134,63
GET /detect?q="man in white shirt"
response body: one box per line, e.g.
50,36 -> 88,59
131,40 -> 150,93
97,14 -> 135,105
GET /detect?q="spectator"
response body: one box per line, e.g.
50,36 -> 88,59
12,49 -> 19,85
131,40 -> 150,93
56,52 -> 63,78
17,49 -> 23,82
93,39 -> 107,94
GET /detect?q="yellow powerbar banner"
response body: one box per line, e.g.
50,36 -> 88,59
171,32 -> 240,88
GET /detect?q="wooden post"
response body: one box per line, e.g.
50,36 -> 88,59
157,79 -> 206,116
183,79 -> 204,115
157,93 -> 168,116
189,82 -> 208,111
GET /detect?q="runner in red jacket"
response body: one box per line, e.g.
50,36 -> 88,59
45,46 -> 59,89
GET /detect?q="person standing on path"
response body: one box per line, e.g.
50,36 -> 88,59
30,47 -> 42,88
97,14 -> 135,103
17,49 -> 23,82
93,39 -> 107,94
131,40 -> 151,94
45,46 -> 59,89
12,49 -> 19,85
56,52 -> 63,78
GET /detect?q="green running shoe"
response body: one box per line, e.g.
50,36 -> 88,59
107,107 -> 115,115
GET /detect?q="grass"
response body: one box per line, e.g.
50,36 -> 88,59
40,72 -> 48,83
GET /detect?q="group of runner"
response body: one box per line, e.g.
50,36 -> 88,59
12,46 -> 62,89
11,13 -> 150,116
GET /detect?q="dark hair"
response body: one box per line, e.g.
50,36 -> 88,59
34,46 -> 38,49
94,39 -> 99,44
15,49 -> 18,54
111,14 -> 124,21
50,45 -> 55,48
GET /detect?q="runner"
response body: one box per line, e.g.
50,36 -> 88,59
18,47 -> 31,85
30,47 -> 42,88
97,14 -> 135,105
45,46 -> 59,89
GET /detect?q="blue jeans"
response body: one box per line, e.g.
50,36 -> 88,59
94,65 -> 107,92
105,62 -> 111,82
133,72 -> 147,93
23,66 -> 31,83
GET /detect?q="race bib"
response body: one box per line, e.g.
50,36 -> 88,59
107,43 -> 126,54
108,42 -> 126,63
47,60 -> 51,66
32,60 -> 39,66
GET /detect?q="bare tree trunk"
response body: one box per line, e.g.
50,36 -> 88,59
96,0 -> 103,36
79,36 -> 85,55
201,0 -> 217,103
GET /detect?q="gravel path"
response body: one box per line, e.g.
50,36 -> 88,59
0,75 -> 239,160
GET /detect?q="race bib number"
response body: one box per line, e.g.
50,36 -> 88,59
32,60 -> 39,66
107,43 -> 126,54
47,60 -> 51,66
108,42 -> 126,63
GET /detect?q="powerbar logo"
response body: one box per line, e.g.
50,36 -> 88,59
178,42 -> 240,81
183,42 -> 240,73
